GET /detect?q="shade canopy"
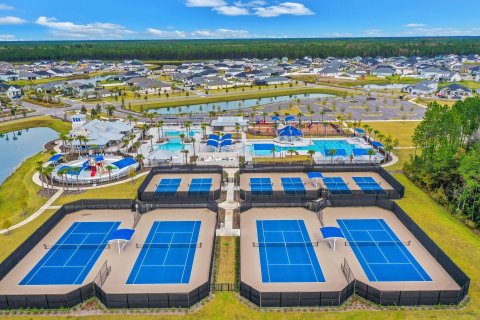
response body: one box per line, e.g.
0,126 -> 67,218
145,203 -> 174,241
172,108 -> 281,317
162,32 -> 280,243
285,116 -> 295,122
208,134 -> 220,141
48,154 -> 63,162
277,126 -> 303,137
354,128 -> 366,134
307,172 -> 323,179
108,229 -> 135,241
372,141 -> 384,148
271,116 -> 281,122
321,227 -> 345,240
207,140 -> 219,148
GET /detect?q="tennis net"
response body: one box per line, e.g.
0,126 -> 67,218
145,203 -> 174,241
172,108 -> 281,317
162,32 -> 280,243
344,240 -> 411,247
43,243 -> 110,250
136,242 -> 203,249
253,241 -> 319,248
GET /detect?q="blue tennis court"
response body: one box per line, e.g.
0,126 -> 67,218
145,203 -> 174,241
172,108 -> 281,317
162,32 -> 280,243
256,220 -> 325,283
323,177 -> 352,194
281,177 -> 305,195
127,221 -> 201,284
337,219 -> 431,282
20,221 -> 119,285
250,177 -> 273,196
155,178 -> 181,196
353,177 -> 385,194
188,178 -> 213,196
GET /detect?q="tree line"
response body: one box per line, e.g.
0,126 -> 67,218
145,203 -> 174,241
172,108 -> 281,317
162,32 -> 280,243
405,98 -> 480,227
2,37 -> 480,62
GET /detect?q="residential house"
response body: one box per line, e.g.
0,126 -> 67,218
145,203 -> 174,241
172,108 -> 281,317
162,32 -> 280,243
256,76 -> 290,85
0,71 -> 19,82
438,84 -> 472,98
404,81 -> 438,96
0,83 -> 22,99
371,66 -> 396,77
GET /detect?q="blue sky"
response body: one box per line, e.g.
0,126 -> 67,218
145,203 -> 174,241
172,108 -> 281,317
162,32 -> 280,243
1,0 -> 480,41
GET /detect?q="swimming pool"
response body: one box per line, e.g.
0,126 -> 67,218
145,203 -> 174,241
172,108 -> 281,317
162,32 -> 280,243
250,140 -> 361,156
164,130 -> 198,137
154,139 -> 190,152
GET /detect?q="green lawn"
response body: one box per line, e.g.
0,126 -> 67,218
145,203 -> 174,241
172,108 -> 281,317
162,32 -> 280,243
364,121 -> 420,147
387,148 -> 415,171
0,152 -> 51,225
131,87 -> 345,112
0,116 -> 71,135
0,209 -> 57,262
53,175 -> 146,205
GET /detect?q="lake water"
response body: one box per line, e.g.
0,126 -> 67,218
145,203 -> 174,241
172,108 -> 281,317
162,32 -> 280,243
147,93 -> 332,115
0,127 -> 58,185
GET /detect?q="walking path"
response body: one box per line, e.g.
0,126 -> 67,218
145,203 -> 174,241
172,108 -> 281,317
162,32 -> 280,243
0,170 -> 150,235
0,188 -> 63,235
217,168 -> 240,236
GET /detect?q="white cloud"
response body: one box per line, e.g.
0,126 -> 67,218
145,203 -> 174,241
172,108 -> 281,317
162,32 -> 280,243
363,29 -> 383,36
0,4 -> 14,10
191,28 -> 251,38
399,27 -> 480,37
405,23 -> 426,28
146,28 -> 187,38
36,16 -> 134,39
0,34 -> 15,41
0,16 -> 26,25
254,2 -> 314,17
213,5 -> 249,16
185,0 -> 226,7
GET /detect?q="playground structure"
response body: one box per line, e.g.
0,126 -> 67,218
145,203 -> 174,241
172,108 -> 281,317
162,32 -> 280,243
51,155 -> 139,185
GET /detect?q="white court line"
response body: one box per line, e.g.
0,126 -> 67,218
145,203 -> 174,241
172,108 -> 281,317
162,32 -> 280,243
338,220 -> 378,282
260,221 -> 271,282
72,222 -> 118,284
365,230 -> 390,264
280,231 -> 291,265
180,221 -> 198,283
23,223 -> 81,285
379,220 -> 429,281
296,220 -> 320,282
132,222 -> 161,284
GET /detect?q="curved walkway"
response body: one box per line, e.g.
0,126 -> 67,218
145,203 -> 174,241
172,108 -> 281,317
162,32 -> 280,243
0,170 -> 150,235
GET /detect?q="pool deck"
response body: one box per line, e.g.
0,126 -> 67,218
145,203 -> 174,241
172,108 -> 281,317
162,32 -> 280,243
0,208 -> 216,295
143,173 -> 222,193
240,207 -> 459,293
240,171 -> 393,192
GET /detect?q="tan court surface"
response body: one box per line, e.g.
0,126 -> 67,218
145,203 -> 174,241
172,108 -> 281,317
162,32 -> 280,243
0,208 -> 216,295
143,173 -> 222,193
240,207 -> 459,293
240,172 -> 393,192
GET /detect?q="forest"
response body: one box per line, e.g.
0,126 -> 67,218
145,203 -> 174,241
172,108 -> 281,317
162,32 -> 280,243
2,37 -> 480,62
405,98 -> 480,227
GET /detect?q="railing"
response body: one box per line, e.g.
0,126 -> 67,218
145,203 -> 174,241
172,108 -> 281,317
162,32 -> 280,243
341,258 -> 355,284
94,261 -> 111,288
212,283 -> 239,292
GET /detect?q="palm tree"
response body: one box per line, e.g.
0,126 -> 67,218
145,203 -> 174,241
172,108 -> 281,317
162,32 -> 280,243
328,149 -> 337,163
188,137 -> 195,156
367,149 -> 376,163
58,133 -> 68,153
147,134 -> 154,151
135,154 -> 145,169
156,120 -> 164,140
76,135 -> 86,156
307,150 -> 316,165
180,149 -> 189,165
42,166 -> 54,195
57,167 -> 69,192
35,161 -> 45,190
201,123 -> 208,139
133,141 -> 141,155
70,166 -> 81,190
184,121 -> 192,140
105,165 -> 115,181
127,115 -> 134,126
235,123 -> 241,141
179,133 -> 186,144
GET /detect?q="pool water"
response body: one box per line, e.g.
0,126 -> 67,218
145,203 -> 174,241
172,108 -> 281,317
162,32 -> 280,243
164,130 -> 198,137
154,139 -> 188,152
251,140 -> 361,156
